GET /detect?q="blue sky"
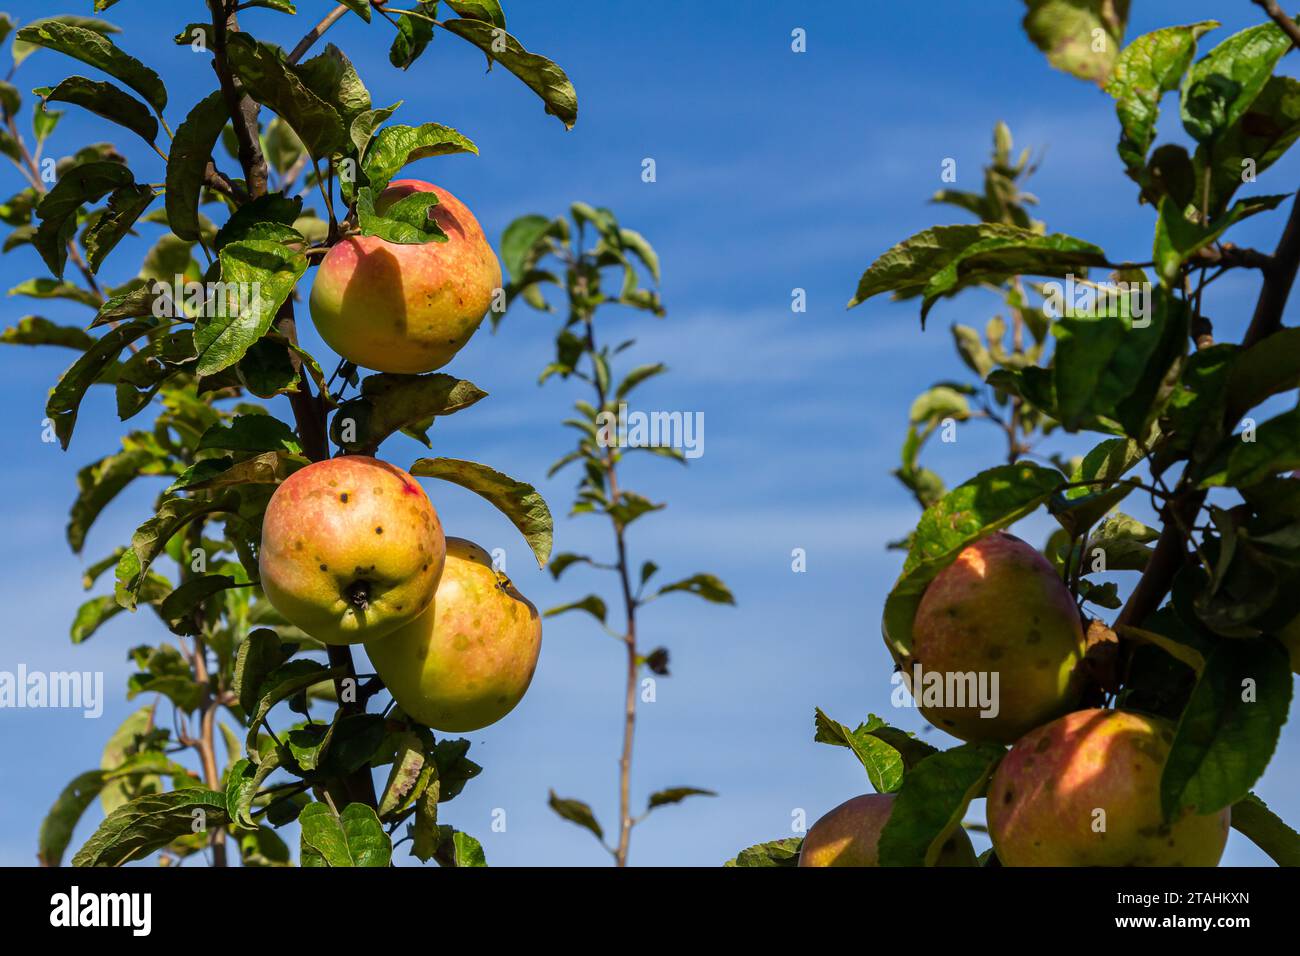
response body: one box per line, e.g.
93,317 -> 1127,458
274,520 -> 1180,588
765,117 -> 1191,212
0,0 -> 1297,866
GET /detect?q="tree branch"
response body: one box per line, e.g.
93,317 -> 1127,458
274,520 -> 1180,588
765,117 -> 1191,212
1244,190 -> 1300,348
287,3 -> 352,65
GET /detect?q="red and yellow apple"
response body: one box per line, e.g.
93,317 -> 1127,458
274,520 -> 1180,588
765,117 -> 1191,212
308,179 -> 501,374
798,793 -> 977,867
366,537 -> 542,732
987,708 -> 1231,866
905,531 -> 1085,743
259,456 -> 445,645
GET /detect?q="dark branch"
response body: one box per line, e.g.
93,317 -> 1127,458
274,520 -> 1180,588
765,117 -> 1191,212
1252,1 -> 1300,48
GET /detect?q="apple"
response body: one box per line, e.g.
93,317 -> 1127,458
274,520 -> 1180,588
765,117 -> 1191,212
987,708 -> 1231,866
308,179 -> 502,374
366,537 -> 542,732
259,456 -> 445,645
905,531 -> 1085,744
798,793 -> 978,867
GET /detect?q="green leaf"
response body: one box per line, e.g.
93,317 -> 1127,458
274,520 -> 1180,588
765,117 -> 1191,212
813,708 -> 908,794
615,363 -> 666,400
47,318 -> 157,449
8,278 -> 100,308
15,20 -> 166,113
33,160 -> 135,278
349,101 -> 401,158
447,0 -> 506,27
1154,193 -> 1287,285
294,43 -> 371,130
99,705 -> 160,815
361,122 -> 478,193
433,828 -> 487,867
169,450 -> 302,493
544,595 -> 607,625
194,240 -> 307,376
655,573 -> 735,605
1088,512 -> 1158,571
83,184 -> 155,273
876,743 -> 1005,866
547,790 -> 604,842
338,0 -> 372,23
198,413 -> 302,455
331,373 -> 485,453
299,802 -> 392,867
244,660 -> 346,758
1052,287 -> 1188,436
725,837 -> 803,867
1162,638 -> 1292,818
1207,405 -> 1300,488
1105,22 -> 1218,180
1181,18 -> 1297,144
233,628 -> 296,714
37,77 -> 157,143
847,224 -> 1107,324
1021,0 -> 1130,86
378,732 -> 434,818
646,787 -> 715,811
224,754 -> 280,830
1195,75 -> 1300,217
165,91 -> 229,243
883,463 -> 1064,661
500,213 -> 554,281
355,185 -> 448,244
440,19 -> 578,129
548,552 -> 594,580
224,33 -> 346,158
39,771 -> 108,866
388,1 -> 436,70
0,316 -> 94,350
114,492 -> 237,610
214,193 -> 303,251
409,457 -> 552,566
72,789 -> 229,867
1230,792 -> 1300,867
68,447 -> 163,553
159,575 -> 240,636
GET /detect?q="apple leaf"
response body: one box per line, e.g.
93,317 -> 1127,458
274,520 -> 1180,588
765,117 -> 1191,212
72,789 -> 229,867
300,802 -> 392,867
223,33 -> 346,159
883,463 -> 1064,661
813,708 -> 912,794
876,743 -> 1005,867
9,278 -> 102,308
197,414 -> 302,455
194,240 -> 307,376
349,100 -> 401,159
1052,286 -> 1188,436
1105,21 -> 1218,181
39,771 -> 110,866
431,827 -> 488,867
646,787 -> 715,811
15,20 -> 166,113
378,733 -> 436,819
655,573 -> 735,605
1181,18 -> 1297,145
725,837 -> 803,867
233,628 -> 298,714
83,184 -> 156,274
440,18 -> 577,129
224,755 -> 280,831
165,91 -> 229,243
1203,405 -> 1300,488
1230,792 -> 1300,867
355,185 -> 448,244
169,450 -> 304,493
36,76 -> 155,149
158,574 -> 241,636
1021,0 -> 1129,86
332,373 -> 485,454
98,704 -> 157,815
848,223 -> 1108,325
544,594 -> 607,625
294,43 -> 371,130
361,122 -> 478,193
0,316 -> 93,350
33,160 -> 136,278
1153,193 -> 1287,285
1195,76 -> 1300,217
410,457 -> 553,566
1161,638 -> 1292,819
243,660 -> 347,758
114,492 -> 239,610
548,790 -> 604,842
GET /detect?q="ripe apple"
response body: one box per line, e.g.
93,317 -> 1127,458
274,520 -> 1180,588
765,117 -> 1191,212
987,708 -> 1231,866
906,531 -> 1085,744
798,793 -> 977,867
308,179 -> 502,374
259,456 -> 445,645
366,537 -> 542,732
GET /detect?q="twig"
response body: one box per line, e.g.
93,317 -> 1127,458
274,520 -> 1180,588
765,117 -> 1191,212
287,3 -> 352,65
